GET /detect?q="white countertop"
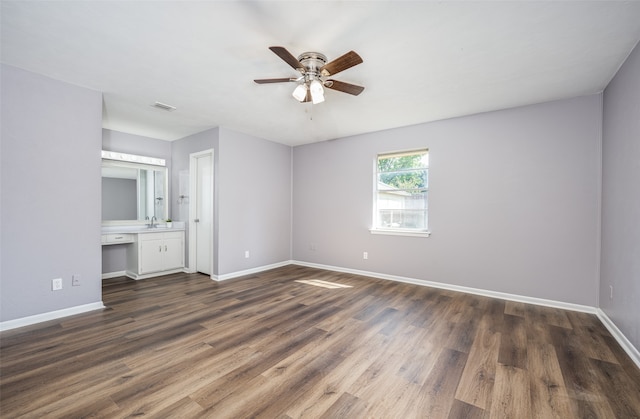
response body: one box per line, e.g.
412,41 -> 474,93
102,222 -> 185,235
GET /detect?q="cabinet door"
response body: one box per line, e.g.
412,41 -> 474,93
162,236 -> 184,271
139,237 -> 164,274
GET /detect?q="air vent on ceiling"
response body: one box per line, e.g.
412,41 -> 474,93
151,101 -> 176,112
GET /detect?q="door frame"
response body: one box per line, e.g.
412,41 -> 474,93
188,148 -> 214,279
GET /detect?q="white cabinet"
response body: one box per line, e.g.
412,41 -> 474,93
126,231 -> 184,279
138,235 -> 165,274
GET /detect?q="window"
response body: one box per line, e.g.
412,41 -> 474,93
372,149 -> 429,236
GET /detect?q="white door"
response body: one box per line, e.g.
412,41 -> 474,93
191,150 -> 214,276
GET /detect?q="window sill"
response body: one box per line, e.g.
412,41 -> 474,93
369,229 -> 431,238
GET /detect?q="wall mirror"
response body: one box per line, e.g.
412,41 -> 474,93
101,153 -> 168,224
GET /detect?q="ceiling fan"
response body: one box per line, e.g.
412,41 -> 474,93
254,46 -> 364,104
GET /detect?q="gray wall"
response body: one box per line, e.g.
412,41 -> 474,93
1,65 -> 103,322
217,127 -> 292,275
293,95 -> 602,306
171,127 -> 219,270
600,41 -> 640,350
102,129 -> 172,162
101,129 -> 173,274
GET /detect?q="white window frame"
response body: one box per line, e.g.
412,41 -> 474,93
370,149 -> 430,237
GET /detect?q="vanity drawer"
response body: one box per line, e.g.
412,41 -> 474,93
163,231 -> 184,241
104,233 -> 135,244
138,231 -> 184,241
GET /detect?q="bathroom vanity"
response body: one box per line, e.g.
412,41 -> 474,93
101,150 -> 185,280
102,226 -> 185,280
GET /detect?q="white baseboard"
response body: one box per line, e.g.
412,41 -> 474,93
101,271 -> 126,279
126,268 -> 184,280
596,309 -> 640,369
214,260 -> 293,281
292,260 -> 596,314
0,302 -> 106,332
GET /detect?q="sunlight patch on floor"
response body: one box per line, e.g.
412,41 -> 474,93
295,279 -> 353,289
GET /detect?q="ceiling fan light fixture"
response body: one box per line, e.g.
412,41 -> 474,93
309,79 -> 325,104
292,83 -> 308,102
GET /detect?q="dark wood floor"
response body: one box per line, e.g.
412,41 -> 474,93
1,265 -> 639,418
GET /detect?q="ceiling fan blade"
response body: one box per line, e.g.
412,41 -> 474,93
320,51 -> 363,76
254,78 -> 296,84
324,79 -> 365,96
269,46 -> 304,72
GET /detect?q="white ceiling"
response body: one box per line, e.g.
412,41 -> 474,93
2,1 -> 640,147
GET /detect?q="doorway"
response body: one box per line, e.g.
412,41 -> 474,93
189,149 -> 214,277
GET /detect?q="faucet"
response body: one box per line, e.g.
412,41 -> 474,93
149,216 -> 157,228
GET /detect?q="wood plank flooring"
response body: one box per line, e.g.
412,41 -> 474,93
1,265 -> 639,418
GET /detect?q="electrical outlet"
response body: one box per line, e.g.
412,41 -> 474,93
72,274 -> 81,286
363,251 -> 368,260
610,285 -> 613,300
52,278 -> 62,291
245,250 -> 250,259
309,243 -> 317,251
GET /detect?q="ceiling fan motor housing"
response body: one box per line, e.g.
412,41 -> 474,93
297,52 -> 327,82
